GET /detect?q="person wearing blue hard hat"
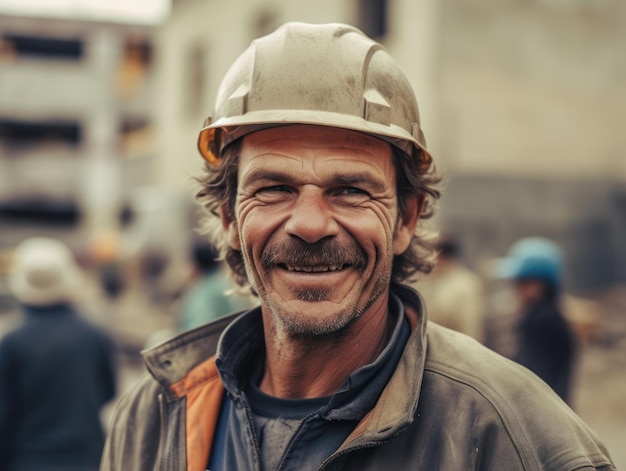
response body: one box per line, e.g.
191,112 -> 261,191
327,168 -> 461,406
496,237 -> 564,286
496,237 -> 577,404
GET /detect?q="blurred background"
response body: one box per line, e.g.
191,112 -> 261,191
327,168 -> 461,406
0,0 -> 624,466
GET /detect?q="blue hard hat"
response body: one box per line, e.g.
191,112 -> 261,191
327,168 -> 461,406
495,237 -> 564,286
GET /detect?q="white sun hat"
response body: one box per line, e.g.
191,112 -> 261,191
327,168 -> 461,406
8,237 -> 82,306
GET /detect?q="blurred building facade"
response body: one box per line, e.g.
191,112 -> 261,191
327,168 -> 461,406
0,14 -> 156,252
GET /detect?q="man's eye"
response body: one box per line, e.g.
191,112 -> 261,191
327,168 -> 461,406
254,185 -> 294,202
340,187 -> 368,196
256,185 -> 291,194
331,187 -> 371,204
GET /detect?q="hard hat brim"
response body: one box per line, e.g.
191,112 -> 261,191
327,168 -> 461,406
198,111 -> 430,167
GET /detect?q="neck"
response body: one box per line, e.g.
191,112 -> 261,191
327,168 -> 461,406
259,294 -> 393,399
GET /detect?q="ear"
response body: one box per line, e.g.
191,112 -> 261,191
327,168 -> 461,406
393,194 -> 426,255
220,205 -> 241,250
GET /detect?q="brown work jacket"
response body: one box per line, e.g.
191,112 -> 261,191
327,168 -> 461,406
100,286 -> 615,471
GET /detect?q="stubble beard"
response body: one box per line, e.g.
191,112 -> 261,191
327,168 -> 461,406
247,236 -> 392,338
266,292 -> 363,337
260,267 -> 391,338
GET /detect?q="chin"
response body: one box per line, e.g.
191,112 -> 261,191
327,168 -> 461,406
272,302 -> 361,338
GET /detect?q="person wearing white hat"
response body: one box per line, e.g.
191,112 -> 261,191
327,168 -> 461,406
0,237 -> 117,471
7,237 -> 82,307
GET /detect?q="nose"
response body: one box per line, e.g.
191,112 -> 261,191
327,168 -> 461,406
285,187 -> 339,244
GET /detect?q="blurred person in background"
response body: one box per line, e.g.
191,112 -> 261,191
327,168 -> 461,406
495,237 -> 577,404
412,233 -> 485,342
0,237 -> 117,471
100,23 -> 614,471
88,230 -> 125,301
178,239 -> 253,332
138,247 -> 170,304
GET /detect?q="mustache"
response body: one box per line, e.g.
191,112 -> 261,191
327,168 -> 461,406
261,238 -> 367,271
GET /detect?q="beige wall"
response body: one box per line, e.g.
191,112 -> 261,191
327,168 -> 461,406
439,0 -> 626,179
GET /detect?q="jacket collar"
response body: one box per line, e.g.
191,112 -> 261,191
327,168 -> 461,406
142,312 -> 240,392
363,285 -> 427,439
347,284 -> 428,440
141,283 -> 428,430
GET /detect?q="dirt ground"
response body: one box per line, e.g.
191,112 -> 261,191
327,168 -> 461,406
572,287 -> 626,469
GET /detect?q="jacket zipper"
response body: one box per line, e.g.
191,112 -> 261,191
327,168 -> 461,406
157,394 -> 170,471
274,413 -> 319,471
240,395 -> 264,471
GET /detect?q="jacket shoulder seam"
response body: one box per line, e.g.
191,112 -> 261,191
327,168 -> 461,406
424,361 -> 610,470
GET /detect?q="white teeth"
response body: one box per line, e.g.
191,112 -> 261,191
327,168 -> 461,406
285,265 -> 344,272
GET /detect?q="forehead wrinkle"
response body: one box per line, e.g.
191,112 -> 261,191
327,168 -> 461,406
241,131 -> 393,186
244,150 -> 304,165
311,146 -> 389,170
239,151 -> 303,181
324,155 -> 392,174
309,147 -> 392,182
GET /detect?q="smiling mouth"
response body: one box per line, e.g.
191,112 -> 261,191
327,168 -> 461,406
281,264 -> 349,273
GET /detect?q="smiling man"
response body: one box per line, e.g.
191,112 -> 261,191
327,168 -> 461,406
100,23 -> 615,471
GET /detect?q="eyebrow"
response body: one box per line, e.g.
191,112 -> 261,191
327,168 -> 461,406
240,169 -> 294,186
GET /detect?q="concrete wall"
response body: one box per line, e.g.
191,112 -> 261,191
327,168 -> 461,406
0,15 -> 156,247
437,175 -> 626,293
433,0 -> 626,293
438,0 -> 626,178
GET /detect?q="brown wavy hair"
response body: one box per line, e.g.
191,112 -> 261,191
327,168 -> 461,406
195,138 -> 443,291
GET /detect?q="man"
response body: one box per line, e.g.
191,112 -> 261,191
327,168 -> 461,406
0,237 -> 117,471
100,23 -> 615,470
412,234 -> 485,342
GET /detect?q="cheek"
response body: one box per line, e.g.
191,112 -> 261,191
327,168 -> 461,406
338,207 -> 397,255
237,205 -> 285,255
